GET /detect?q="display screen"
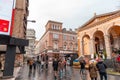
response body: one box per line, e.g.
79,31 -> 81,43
0,0 -> 14,35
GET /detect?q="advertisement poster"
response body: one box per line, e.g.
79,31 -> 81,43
0,0 -> 15,35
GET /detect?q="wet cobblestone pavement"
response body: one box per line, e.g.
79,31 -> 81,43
15,62 -> 120,80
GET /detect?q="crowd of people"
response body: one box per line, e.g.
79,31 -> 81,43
79,56 -> 108,80
27,54 -> 68,79
27,54 -> 49,73
26,54 -> 108,80
52,57 -> 67,79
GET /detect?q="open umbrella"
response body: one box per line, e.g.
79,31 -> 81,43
89,59 -> 97,64
77,55 -> 85,61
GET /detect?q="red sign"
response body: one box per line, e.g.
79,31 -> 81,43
116,55 -> 120,62
0,19 -> 9,32
0,0 -> 16,36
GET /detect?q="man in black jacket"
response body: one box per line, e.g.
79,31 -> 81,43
96,59 -> 107,80
52,58 -> 59,78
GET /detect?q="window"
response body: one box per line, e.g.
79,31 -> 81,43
69,43 -> 73,50
70,36 -> 74,40
63,45 -> 67,50
53,34 -> 59,39
55,25 -> 56,29
53,42 -> 58,49
52,24 -> 55,29
52,25 -> 54,29
63,35 -> 67,40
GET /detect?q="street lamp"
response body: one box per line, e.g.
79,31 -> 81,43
27,20 -> 36,23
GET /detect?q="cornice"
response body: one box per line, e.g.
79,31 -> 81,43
78,11 -> 120,32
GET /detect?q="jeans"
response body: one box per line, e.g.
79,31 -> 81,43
80,69 -> 86,75
99,72 -> 107,80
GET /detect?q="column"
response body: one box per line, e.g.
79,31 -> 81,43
80,40 -> 83,56
104,35 -> 112,59
90,38 -> 95,58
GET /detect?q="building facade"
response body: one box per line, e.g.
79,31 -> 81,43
34,40 -> 39,55
37,20 -> 78,57
77,10 -> 120,59
25,29 -> 36,57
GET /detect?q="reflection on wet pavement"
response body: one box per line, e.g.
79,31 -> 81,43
16,63 -> 120,80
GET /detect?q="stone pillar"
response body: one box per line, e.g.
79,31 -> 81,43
104,35 -> 112,59
90,38 -> 95,58
80,40 -> 83,56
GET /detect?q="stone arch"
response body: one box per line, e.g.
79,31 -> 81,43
81,33 -> 90,40
106,24 -> 120,35
107,25 -> 120,51
82,35 -> 91,55
91,29 -> 104,39
93,30 -> 105,54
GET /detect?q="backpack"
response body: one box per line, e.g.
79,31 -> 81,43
97,62 -> 107,73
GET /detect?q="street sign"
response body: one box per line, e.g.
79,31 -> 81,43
0,0 -> 15,36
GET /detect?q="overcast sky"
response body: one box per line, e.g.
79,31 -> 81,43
27,0 -> 119,40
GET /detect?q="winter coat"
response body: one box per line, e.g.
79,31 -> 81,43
52,60 -> 59,68
89,64 -> 98,78
58,61 -> 64,70
79,60 -> 86,69
96,61 -> 107,73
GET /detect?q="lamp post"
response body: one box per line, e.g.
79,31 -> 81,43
25,19 -> 36,58
27,20 -> 36,23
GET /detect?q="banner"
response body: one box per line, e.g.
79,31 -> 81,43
0,0 -> 15,36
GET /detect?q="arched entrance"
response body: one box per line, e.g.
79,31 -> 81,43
93,31 -> 105,54
82,35 -> 90,56
108,26 -> 120,52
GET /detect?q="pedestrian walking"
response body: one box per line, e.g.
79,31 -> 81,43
45,54 -> 49,69
41,54 -> 45,70
41,61 -> 44,70
89,62 -> 98,80
63,58 -> 67,71
28,59 -> 33,73
27,59 -> 29,65
36,57 -> 41,69
79,59 -> 86,80
52,58 -> 59,79
33,59 -> 37,71
79,59 -> 86,75
96,58 -> 107,80
58,60 -> 62,78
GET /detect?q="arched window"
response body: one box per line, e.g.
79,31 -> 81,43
53,42 -> 58,49
63,45 -> 67,50
69,43 -> 73,50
